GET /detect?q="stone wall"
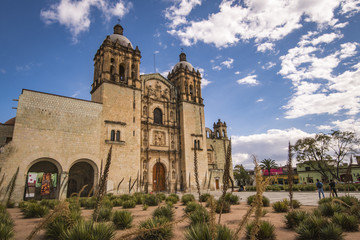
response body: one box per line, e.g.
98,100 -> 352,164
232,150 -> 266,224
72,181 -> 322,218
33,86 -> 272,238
0,89 -> 103,201
0,124 -> 14,147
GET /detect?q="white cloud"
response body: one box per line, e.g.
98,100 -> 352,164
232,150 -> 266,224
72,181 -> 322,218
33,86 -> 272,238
220,58 -> 234,68
340,0 -> 360,16
256,98 -> 264,103
41,0 -> 132,42
278,29 -> 360,119
235,71 -> 240,75
232,128 -> 313,168
164,0 -> 201,28
197,67 -> 212,87
166,0 -> 354,49
257,42 -> 275,52
212,65 -> 222,71
261,61 -> 276,70
71,90 -> 80,98
237,75 -> 259,86
317,125 -> 333,130
154,50 -> 160,54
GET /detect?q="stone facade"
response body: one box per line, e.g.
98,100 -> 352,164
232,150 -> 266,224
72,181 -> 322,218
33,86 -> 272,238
0,24 -> 233,202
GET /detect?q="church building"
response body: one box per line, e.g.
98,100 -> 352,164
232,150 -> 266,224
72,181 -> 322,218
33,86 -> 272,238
0,24 -> 232,201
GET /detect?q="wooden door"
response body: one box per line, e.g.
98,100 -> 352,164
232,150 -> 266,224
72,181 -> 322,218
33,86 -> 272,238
215,179 -> 219,190
153,163 -> 165,191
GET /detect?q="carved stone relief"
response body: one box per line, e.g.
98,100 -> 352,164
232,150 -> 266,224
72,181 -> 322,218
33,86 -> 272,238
153,131 -> 166,146
143,131 -> 148,146
170,133 -> 175,149
146,81 -> 170,101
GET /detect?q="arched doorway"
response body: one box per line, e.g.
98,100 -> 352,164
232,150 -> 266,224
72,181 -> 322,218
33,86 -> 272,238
153,162 -> 166,191
25,160 -> 60,200
67,161 -> 95,197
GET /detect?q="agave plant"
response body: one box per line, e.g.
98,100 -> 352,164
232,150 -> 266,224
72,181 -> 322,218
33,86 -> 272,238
112,210 -> 133,230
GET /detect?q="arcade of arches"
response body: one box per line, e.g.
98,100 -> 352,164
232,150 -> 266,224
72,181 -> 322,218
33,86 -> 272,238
25,159 -> 96,200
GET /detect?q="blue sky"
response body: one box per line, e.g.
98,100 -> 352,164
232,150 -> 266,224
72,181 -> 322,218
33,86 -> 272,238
1,0 -> 360,168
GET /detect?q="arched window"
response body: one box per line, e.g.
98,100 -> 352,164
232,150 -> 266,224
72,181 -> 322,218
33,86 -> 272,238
216,131 -> 220,138
197,140 -> 200,149
110,65 -> 115,81
194,140 -> 197,149
111,130 -> 115,141
189,85 -> 193,99
222,130 -> 225,138
206,131 -> 210,138
131,64 -> 136,79
119,64 -> 125,81
154,108 -> 163,124
116,131 -> 120,141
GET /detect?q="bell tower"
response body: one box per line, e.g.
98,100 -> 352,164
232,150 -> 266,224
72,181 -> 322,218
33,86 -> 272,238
168,53 -> 208,191
213,119 -> 228,139
90,24 -> 142,194
91,24 -> 141,99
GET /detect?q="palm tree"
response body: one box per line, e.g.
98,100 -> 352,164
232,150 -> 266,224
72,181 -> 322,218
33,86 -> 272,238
260,158 -> 278,176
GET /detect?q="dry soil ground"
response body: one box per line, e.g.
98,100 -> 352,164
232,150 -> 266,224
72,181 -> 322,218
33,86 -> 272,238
7,198 -> 360,240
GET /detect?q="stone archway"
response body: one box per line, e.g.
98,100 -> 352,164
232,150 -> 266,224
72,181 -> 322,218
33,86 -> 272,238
25,160 -> 60,200
67,161 -> 95,197
153,162 -> 166,191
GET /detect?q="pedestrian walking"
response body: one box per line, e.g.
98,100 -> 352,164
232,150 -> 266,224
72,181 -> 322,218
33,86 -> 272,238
316,179 -> 325,199
329,179 -> 338,197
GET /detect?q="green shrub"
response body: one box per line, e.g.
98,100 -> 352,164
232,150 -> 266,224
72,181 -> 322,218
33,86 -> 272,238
291,199 -> 301,209
295,214 -> 330,240
185,202 -> 201,214
221,193 -> 239,205
0,205 -> 14,240
199,193 -> 211,202
138,216 -> 173,240
122,200 -> 136,209
83,198 -> 96,209
169,193 -> 180,201
21,202 -> 49,218
133,192 -> 145,204
120,194 -> 133,201
318,197 -> 333,205
247,195 -> 270,207
332,212 -> 359,232
181,194 -> 195,205
102,199 -> 113,208
319,222 -> 343,240
284,210 -> 309,229
319,203 -> 344,217
143,204 -> 149,211
246,220 -> 276,240
45,209 -> 82,240
184,223 -> 210,240
111,198 -> 123,207
153,205 -> 174,221
93,206 -> 112,222
156,193 -> 166,202
215,200 -> 231,213
165,195 -> 178,204
338,195 -> 360,206
272,200 -> 288,212
40,199 -> 59,209
189,206 -> 210,225
144,194 -> 159,206
304,184 -> 316,191
61,220 -> 115,240
184,223 -> 234,240
112,210 -> 133,230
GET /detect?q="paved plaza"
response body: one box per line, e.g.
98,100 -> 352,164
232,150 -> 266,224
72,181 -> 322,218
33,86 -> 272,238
185,190 -> 360,206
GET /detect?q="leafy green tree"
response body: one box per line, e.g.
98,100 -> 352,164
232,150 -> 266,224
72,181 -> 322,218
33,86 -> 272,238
294,130 -> 359,181
233,164 -> 250,185
260,158 -> 278,176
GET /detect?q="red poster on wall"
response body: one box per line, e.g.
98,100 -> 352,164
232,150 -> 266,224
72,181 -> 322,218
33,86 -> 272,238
40,173 -> 51,195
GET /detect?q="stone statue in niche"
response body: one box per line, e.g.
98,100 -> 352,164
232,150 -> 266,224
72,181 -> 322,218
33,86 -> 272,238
143,131 -> 148,146
154,81 -> 162,99
153,131 -> 165,146
146,84 -> 156,97
143,106 -> 147,116
170,133 -> 175,149
143,160 -> 147,169
171,160 -> 175,169
161,88 -> 169,100
172,170 -> 176,179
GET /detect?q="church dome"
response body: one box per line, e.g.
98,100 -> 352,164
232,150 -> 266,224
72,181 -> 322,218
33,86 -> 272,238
173,53 -> 195,71
3,117 -> 15,125
109,24 -> 133,48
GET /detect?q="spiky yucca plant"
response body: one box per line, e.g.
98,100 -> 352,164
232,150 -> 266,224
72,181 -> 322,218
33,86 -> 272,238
112,210 -> 133,230
153,205 -> 174,221
245,220 -> 276,240
137,216 -> 173,240
61,220 -> 115,240
284,210 -> 309,229
189,206 -> 210,225
332,212 -> 359,232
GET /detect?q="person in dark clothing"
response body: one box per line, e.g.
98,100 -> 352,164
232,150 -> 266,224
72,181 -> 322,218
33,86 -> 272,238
329,179 -> 338,197
316,179 -> 325,199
